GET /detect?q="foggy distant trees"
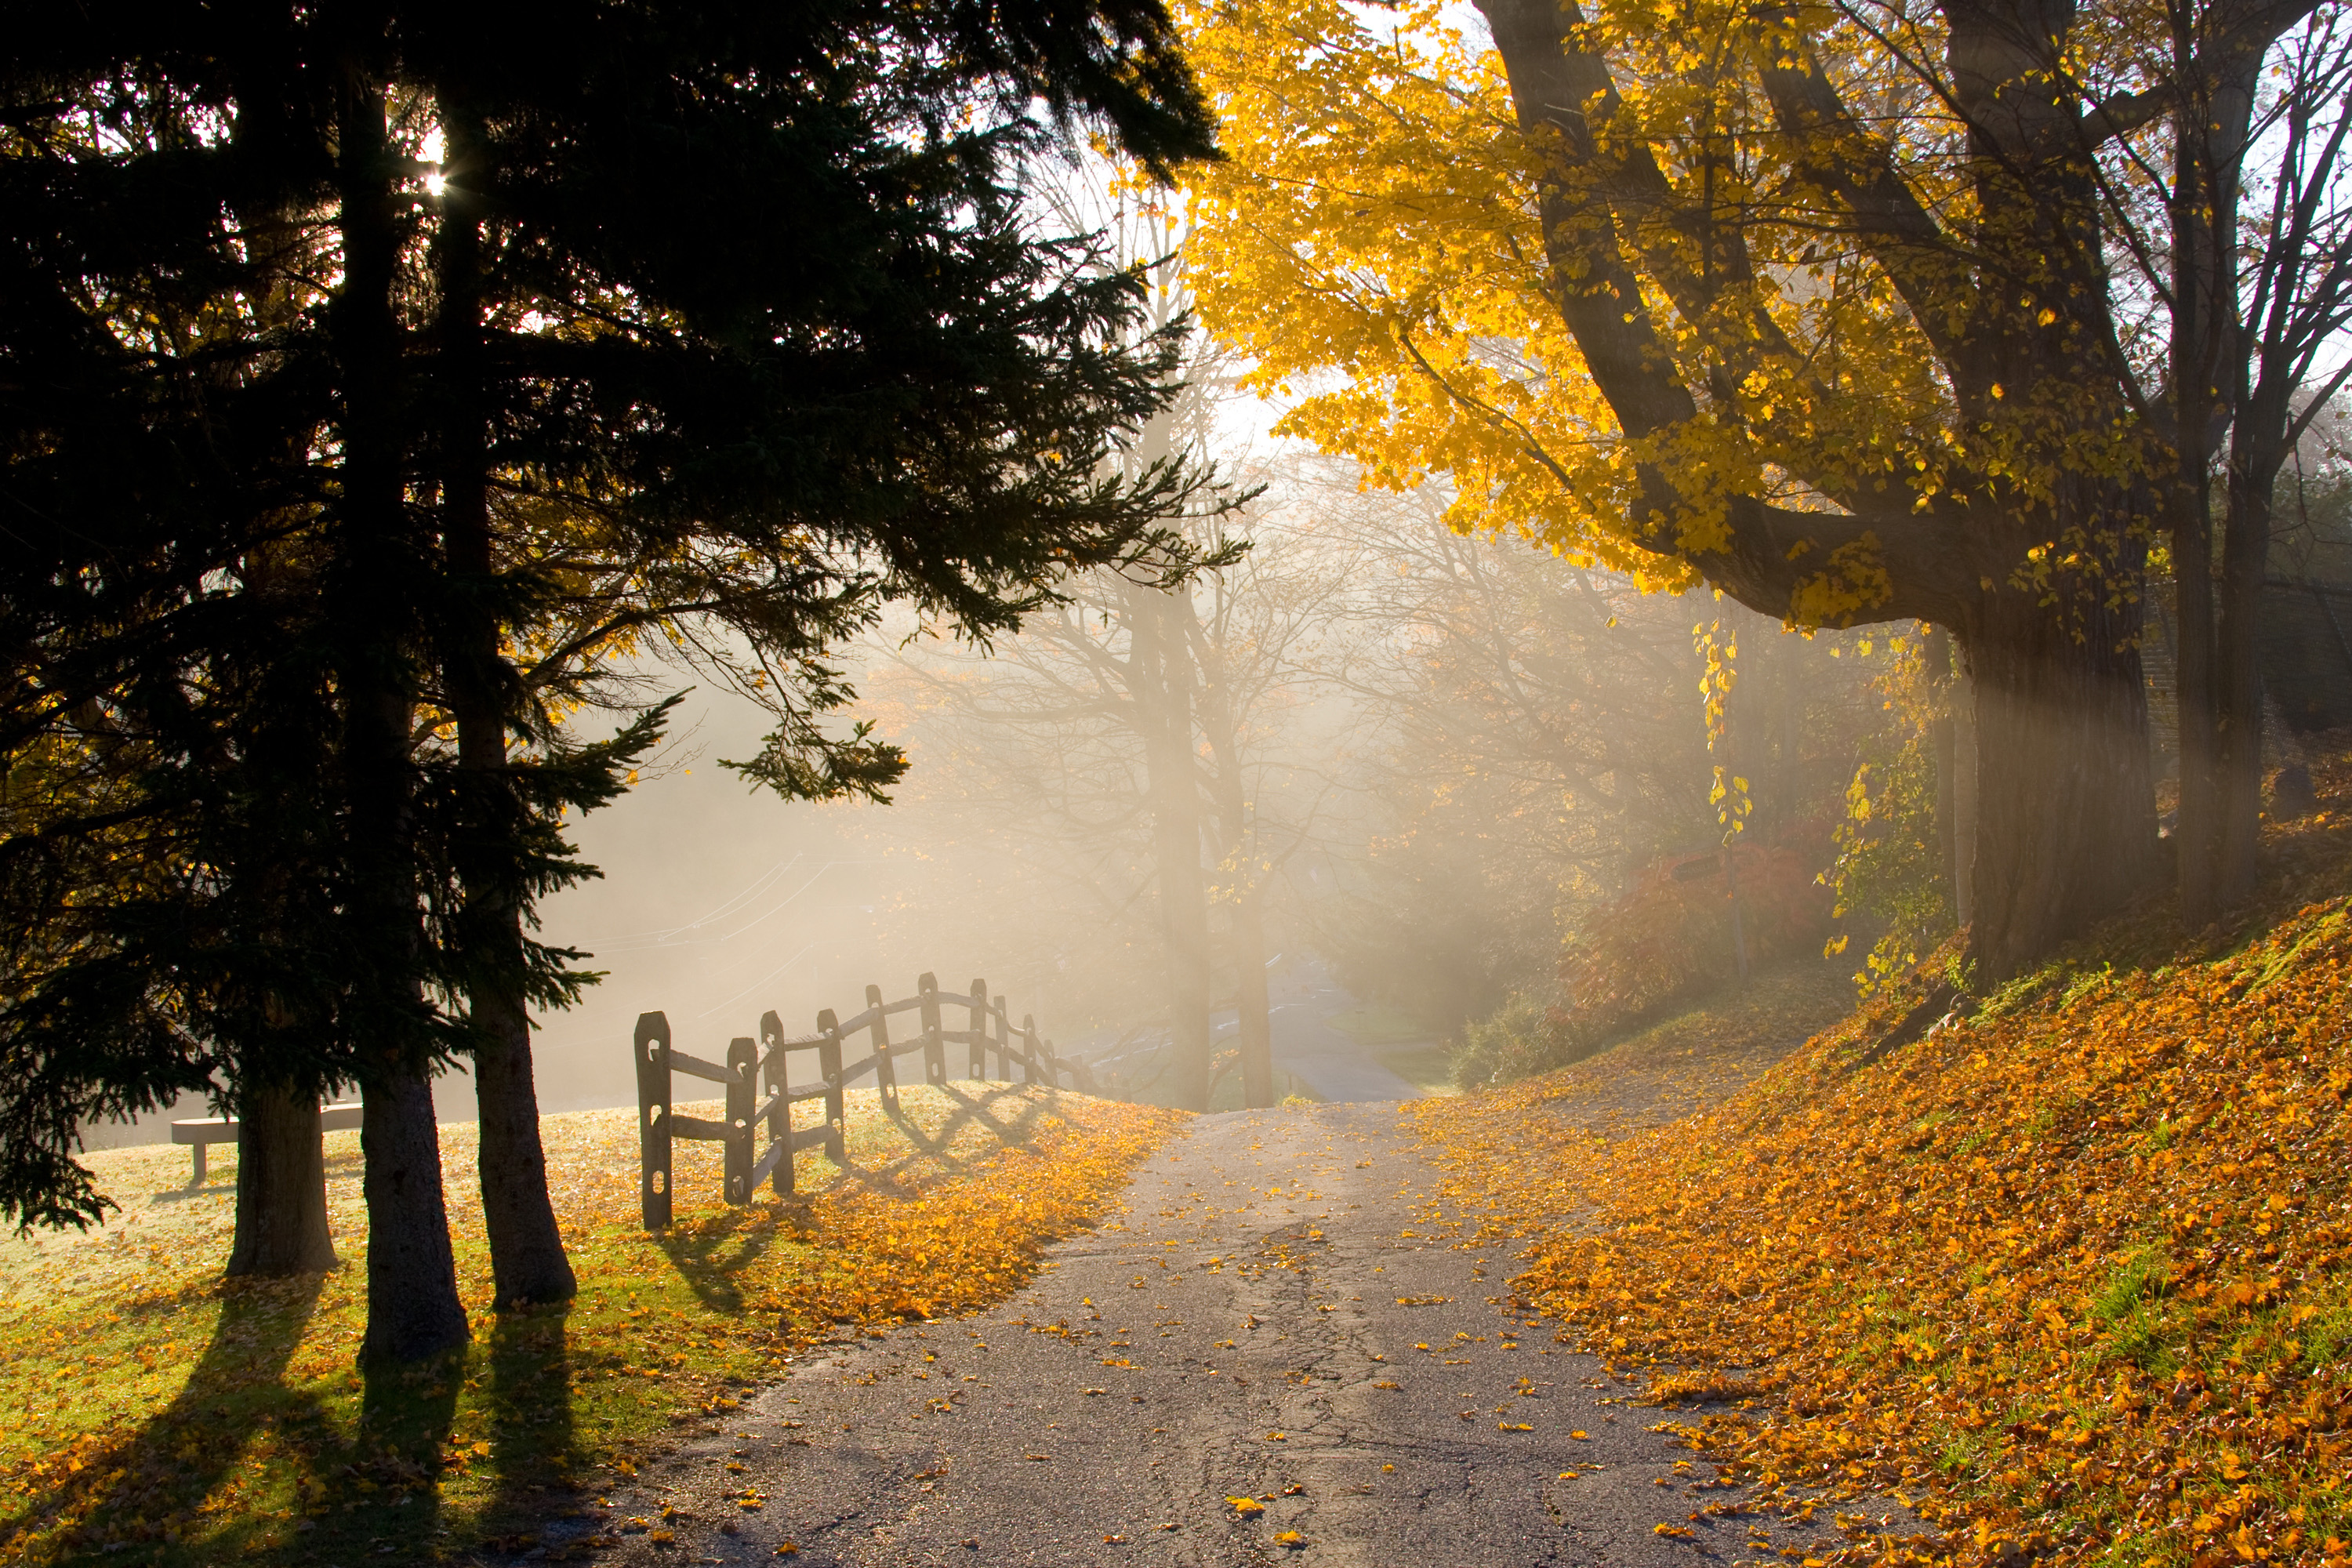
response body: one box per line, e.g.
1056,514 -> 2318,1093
864,510 -> 1336,1112
1300,475 -> 1879,1030
0,0 -> 1224,1362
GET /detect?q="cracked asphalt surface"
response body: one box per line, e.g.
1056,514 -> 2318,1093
566,1102 -> 1849,1566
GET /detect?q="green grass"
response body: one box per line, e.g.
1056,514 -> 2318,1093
0,1083 -> 1178,1567
1323,1003 -> 1442,1048
1373,1046 -> 1459,1095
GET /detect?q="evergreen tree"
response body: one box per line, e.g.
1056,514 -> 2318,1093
2,0 -> 1224,1360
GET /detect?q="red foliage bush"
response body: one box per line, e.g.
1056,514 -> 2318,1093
1555,843 -> 1831,1047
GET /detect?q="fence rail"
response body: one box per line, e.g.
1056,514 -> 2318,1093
633,971 -> 1096,1229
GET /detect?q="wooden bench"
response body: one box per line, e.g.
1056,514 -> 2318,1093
170,1102 -> 364,1187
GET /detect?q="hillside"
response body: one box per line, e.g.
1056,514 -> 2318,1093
1418,777 -> 2352,1566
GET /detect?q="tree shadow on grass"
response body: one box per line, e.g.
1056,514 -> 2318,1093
469,1304 -> 582,1552
187,1323 -> 462,1567
1,1273 -> 325,1565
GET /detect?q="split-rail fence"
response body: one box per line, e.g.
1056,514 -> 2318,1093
633,972 -> 1097,1229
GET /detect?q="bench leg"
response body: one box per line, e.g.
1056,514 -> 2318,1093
190,1142 -> 206,1189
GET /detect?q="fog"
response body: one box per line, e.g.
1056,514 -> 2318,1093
88,449 -> 1895,1152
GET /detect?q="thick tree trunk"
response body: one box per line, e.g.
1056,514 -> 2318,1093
2216,438 -> 2281,907
334,64 -> 469,1363
435,96 -> 576,1311
1926,626 -> 1958,914
2171,515 -> 2220,928
1962,586 -> 2159,983
470,967 -> 575,1308
226,1079 -> 337,1276
1951,652 -> 1979,931
358,1069 -> 470,1363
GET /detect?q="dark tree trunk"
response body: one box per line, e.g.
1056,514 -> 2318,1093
2171,502 -> 2220,928
434,96 -> 576,1311
471,972 -> 574,1308
226,1079 -> 337,1276
1926,626 -> 1958,915
2217,431 -> 2283,906
358,1069 -> 470,1363
1962,583 -> 2160,983
332,62 -> 469,1363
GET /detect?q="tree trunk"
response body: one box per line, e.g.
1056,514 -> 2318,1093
1182,597 -> 1276,1110
1952,649 -> 1978,932
1133,589 -> 1213,1111
358,1069 -> 470,1363
1230,887 -> 1275,1109
435,95 -> 576,1311
333,62 -> 469,1363
2166,74 -> 2228,933
471,971 -> 575,1308
1962,585 -> 2159,984
1926,626 -> 1958,915
226,1078 -> 337,1276
2216,430 -> 2281,907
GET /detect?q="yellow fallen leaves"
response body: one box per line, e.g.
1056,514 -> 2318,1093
1420,806 -> 2352,1568
1228,1495 -> 1265,1515
0,1084 -> 1181,1566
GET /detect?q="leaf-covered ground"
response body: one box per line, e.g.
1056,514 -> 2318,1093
0,1082 -> 1181,1566
1417,800 -> 2352,1567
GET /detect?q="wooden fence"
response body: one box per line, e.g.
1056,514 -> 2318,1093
632,972 -> 1097,1229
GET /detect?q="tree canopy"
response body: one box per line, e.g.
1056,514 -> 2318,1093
1180,0 -> 2339,976
1,0 -> 1226,1359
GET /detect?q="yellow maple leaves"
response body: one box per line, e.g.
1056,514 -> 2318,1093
1179,0 -> 1968,620
1419,798 -> 2352,1565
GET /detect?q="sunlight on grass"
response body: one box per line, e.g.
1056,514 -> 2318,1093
0,1084 -> 1181,1566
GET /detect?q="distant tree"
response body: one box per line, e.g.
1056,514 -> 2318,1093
1303,474 -> 1874,1030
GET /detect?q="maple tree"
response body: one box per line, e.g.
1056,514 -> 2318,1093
1181,0 -> 2336,979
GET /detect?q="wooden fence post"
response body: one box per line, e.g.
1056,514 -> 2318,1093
724,1036 -> 757,1204
816,1007 -> 845,1165
760,1011 -> 792,1196
635,1012 -> 673,1230
967,980 -> 989,1080
996,996 -> 1035,1084
866,984 -> 900,1116
1026,1014 -> 1055,1087
917,972 -> 946,1086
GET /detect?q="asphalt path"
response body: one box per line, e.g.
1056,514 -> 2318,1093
560,1102 -> 1857,1567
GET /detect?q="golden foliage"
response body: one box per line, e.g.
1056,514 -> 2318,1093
1180,0 -> 1986,619
1419,808 -> 2352,1566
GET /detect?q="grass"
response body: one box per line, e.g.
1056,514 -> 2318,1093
0,1081 -> 1182,1566
1373,1045 -> 1460,1095
1323,1002 -> 1441,1048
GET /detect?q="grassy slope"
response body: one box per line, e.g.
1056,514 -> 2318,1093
1418,792 -> 2352,1568
0,1083 -> 1181,1567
